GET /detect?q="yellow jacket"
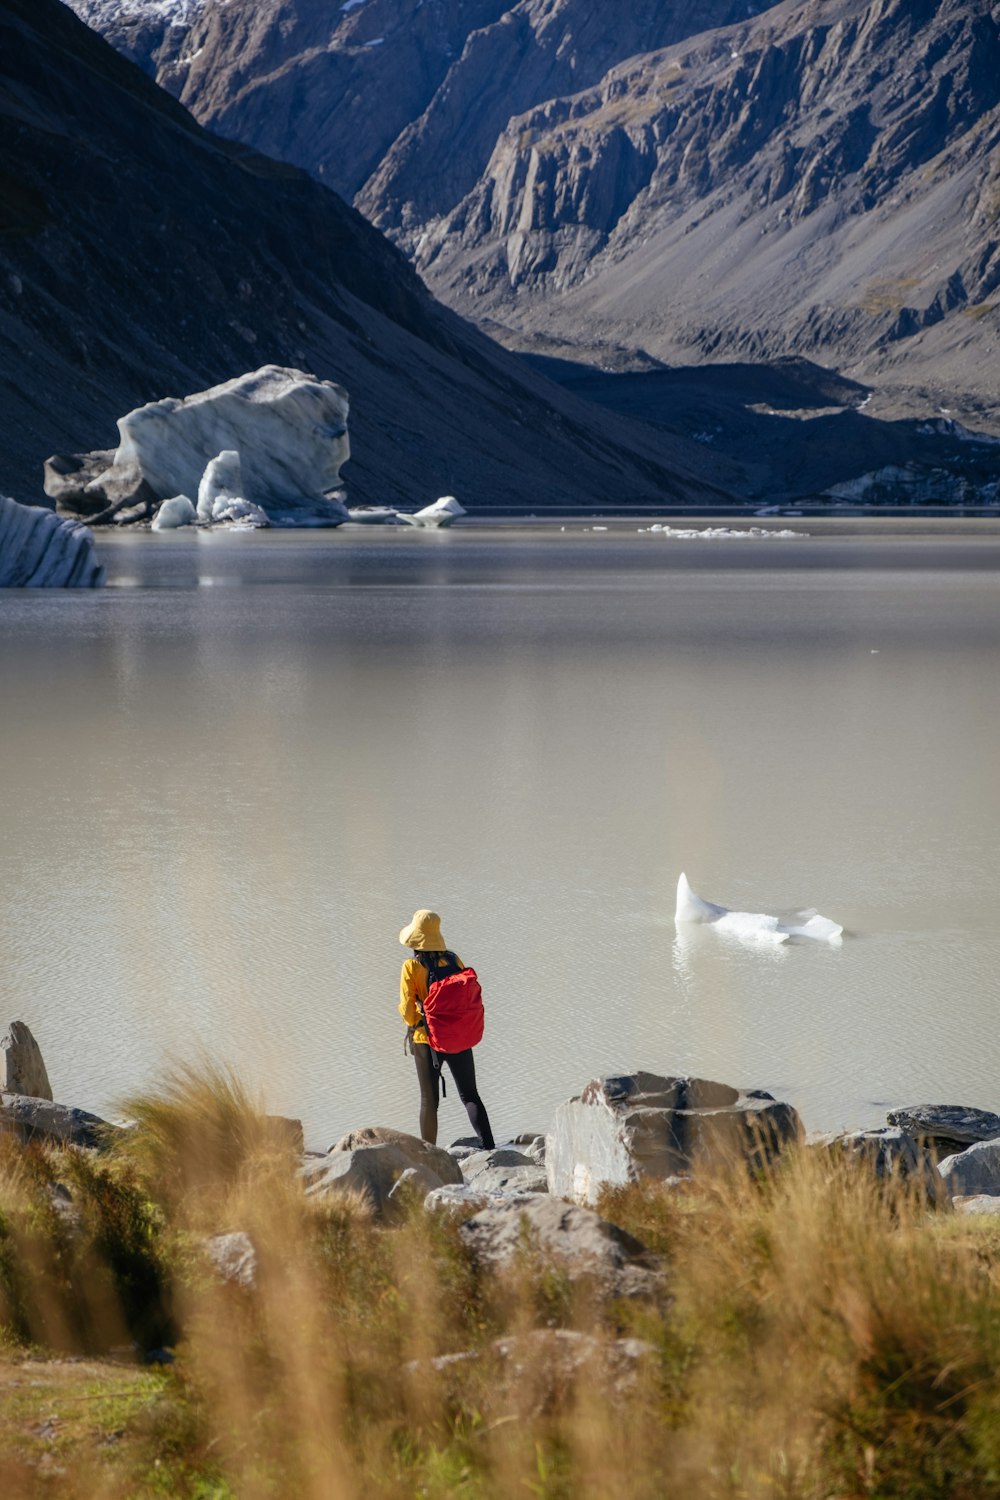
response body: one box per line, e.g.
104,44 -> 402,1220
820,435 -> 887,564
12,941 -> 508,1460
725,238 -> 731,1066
399,955 -> 464,1046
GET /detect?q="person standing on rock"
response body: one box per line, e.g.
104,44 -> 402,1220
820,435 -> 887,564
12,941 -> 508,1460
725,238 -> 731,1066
398,908 -> 495,1150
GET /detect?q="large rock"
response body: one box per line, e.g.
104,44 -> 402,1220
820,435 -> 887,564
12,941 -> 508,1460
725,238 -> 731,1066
303,1129 -> 463,1213
203,1231 -> 258,1290
0,496 -> 104,587
459,1195 -> 660,1298
0,1093 -> 115,1149
886,1104 -> 1000,1158
938,1141 -> 1000,1199
461,1147 -> 548,1196
112,366 -> 350,525
546,1073 -> 801,1204
809,1127 -> 930,1180
0,1022 -> 53,1101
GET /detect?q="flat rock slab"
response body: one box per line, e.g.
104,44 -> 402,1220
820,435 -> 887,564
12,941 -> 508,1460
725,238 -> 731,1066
547,1072 -> 801,1203
0,1093 -> 114,1149
939,1140 -> 1000,1198
459,1195 -> 660,1297
887,1104 -> 1000,1155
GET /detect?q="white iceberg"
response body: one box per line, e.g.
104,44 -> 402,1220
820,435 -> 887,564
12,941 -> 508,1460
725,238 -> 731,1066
0,495 -> 104,586
396,495 -> 466,529
111,366 -> 349,525
151,494 -> 197,531
674,872 -> 843,946
196,450 -> 270,527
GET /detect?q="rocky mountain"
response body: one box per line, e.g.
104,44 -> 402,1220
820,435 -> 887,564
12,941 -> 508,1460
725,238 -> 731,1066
68,0 -> 1000,435
63,0 -> 779,209
404,0 -> 1000,425
0,0 -> 731,509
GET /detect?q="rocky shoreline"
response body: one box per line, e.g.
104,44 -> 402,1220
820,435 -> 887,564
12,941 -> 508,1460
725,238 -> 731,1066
5,1019 -> 1000,1307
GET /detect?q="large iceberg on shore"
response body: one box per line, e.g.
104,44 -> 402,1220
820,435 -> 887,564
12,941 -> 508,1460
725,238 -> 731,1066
112,366 -> 350,526
0,495 -> 104,587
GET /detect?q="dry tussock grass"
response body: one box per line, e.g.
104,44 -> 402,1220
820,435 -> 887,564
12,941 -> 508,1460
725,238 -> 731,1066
4,1067 -> 1000,1497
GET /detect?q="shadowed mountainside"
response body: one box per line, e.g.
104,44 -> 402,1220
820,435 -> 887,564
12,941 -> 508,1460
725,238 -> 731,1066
0,0 -> 731,509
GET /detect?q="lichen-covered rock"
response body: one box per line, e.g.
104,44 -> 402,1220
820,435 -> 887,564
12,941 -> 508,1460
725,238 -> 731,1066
0,496 -> 104,586
546,1073 -> 800,1204
0,1022 -> 53,1101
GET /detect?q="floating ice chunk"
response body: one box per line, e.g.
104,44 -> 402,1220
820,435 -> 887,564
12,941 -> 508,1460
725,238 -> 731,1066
647,525 -> 804,540
197,449 -> 242,521
675,872 -> 843,946
112,365 -> 349,526
151,494 -> 197,530
0,495 -> 105,586
397,495 -> 466,529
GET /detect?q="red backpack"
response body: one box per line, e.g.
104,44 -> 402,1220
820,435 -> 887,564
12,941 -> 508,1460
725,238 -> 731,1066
418,953 -> 485,1053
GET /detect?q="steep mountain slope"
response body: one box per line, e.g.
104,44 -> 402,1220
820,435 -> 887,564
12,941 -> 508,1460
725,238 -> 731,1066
63,0 -> 779,213
0,0 -> 729,508
405,0 -> 1000,422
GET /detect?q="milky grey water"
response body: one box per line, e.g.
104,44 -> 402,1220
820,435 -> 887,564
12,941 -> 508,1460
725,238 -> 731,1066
3,522 -> 1000,1149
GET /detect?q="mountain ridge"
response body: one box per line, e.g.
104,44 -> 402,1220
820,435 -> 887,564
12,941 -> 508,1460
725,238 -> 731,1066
1,0 -> 732,509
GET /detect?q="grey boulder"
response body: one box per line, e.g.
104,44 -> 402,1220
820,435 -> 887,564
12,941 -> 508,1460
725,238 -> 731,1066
303,1129 -> 462,1214
0,1093 -> 115,1149
546,1073 -> 801,1204
0,1021 -> 53,1101
461,1147 -> 549,1196
810,1127 -> 930,1178
886,1104 -> 1000,1157
204,1231 -> 258,1289
938,1140 -> 1000,1198
459,1195 -> 660,1298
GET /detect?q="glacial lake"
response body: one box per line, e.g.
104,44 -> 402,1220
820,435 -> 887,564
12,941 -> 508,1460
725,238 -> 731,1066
3,520 -> 1000,1149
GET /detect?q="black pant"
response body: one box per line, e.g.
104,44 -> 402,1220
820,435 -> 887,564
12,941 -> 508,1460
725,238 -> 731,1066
413,1044 -> 495,1150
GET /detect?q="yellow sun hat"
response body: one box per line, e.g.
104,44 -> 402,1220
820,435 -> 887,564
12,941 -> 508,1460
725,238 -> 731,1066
398,909 -> 446,951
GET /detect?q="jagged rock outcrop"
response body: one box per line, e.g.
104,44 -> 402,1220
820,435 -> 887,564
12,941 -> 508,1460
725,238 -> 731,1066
1,0 -> 726,510
67,0 -> 780,214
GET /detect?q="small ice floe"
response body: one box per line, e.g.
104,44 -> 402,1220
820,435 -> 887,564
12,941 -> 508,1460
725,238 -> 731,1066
675,872 -> 843,946
639,524 -> 804,539
151,494 -> 197,530
396,495 -> 466,529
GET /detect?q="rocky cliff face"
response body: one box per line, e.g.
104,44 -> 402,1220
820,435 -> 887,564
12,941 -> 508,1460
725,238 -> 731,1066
64,0 -> 778,213
1,0 -> 728,508
408,0 -> 1000,417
